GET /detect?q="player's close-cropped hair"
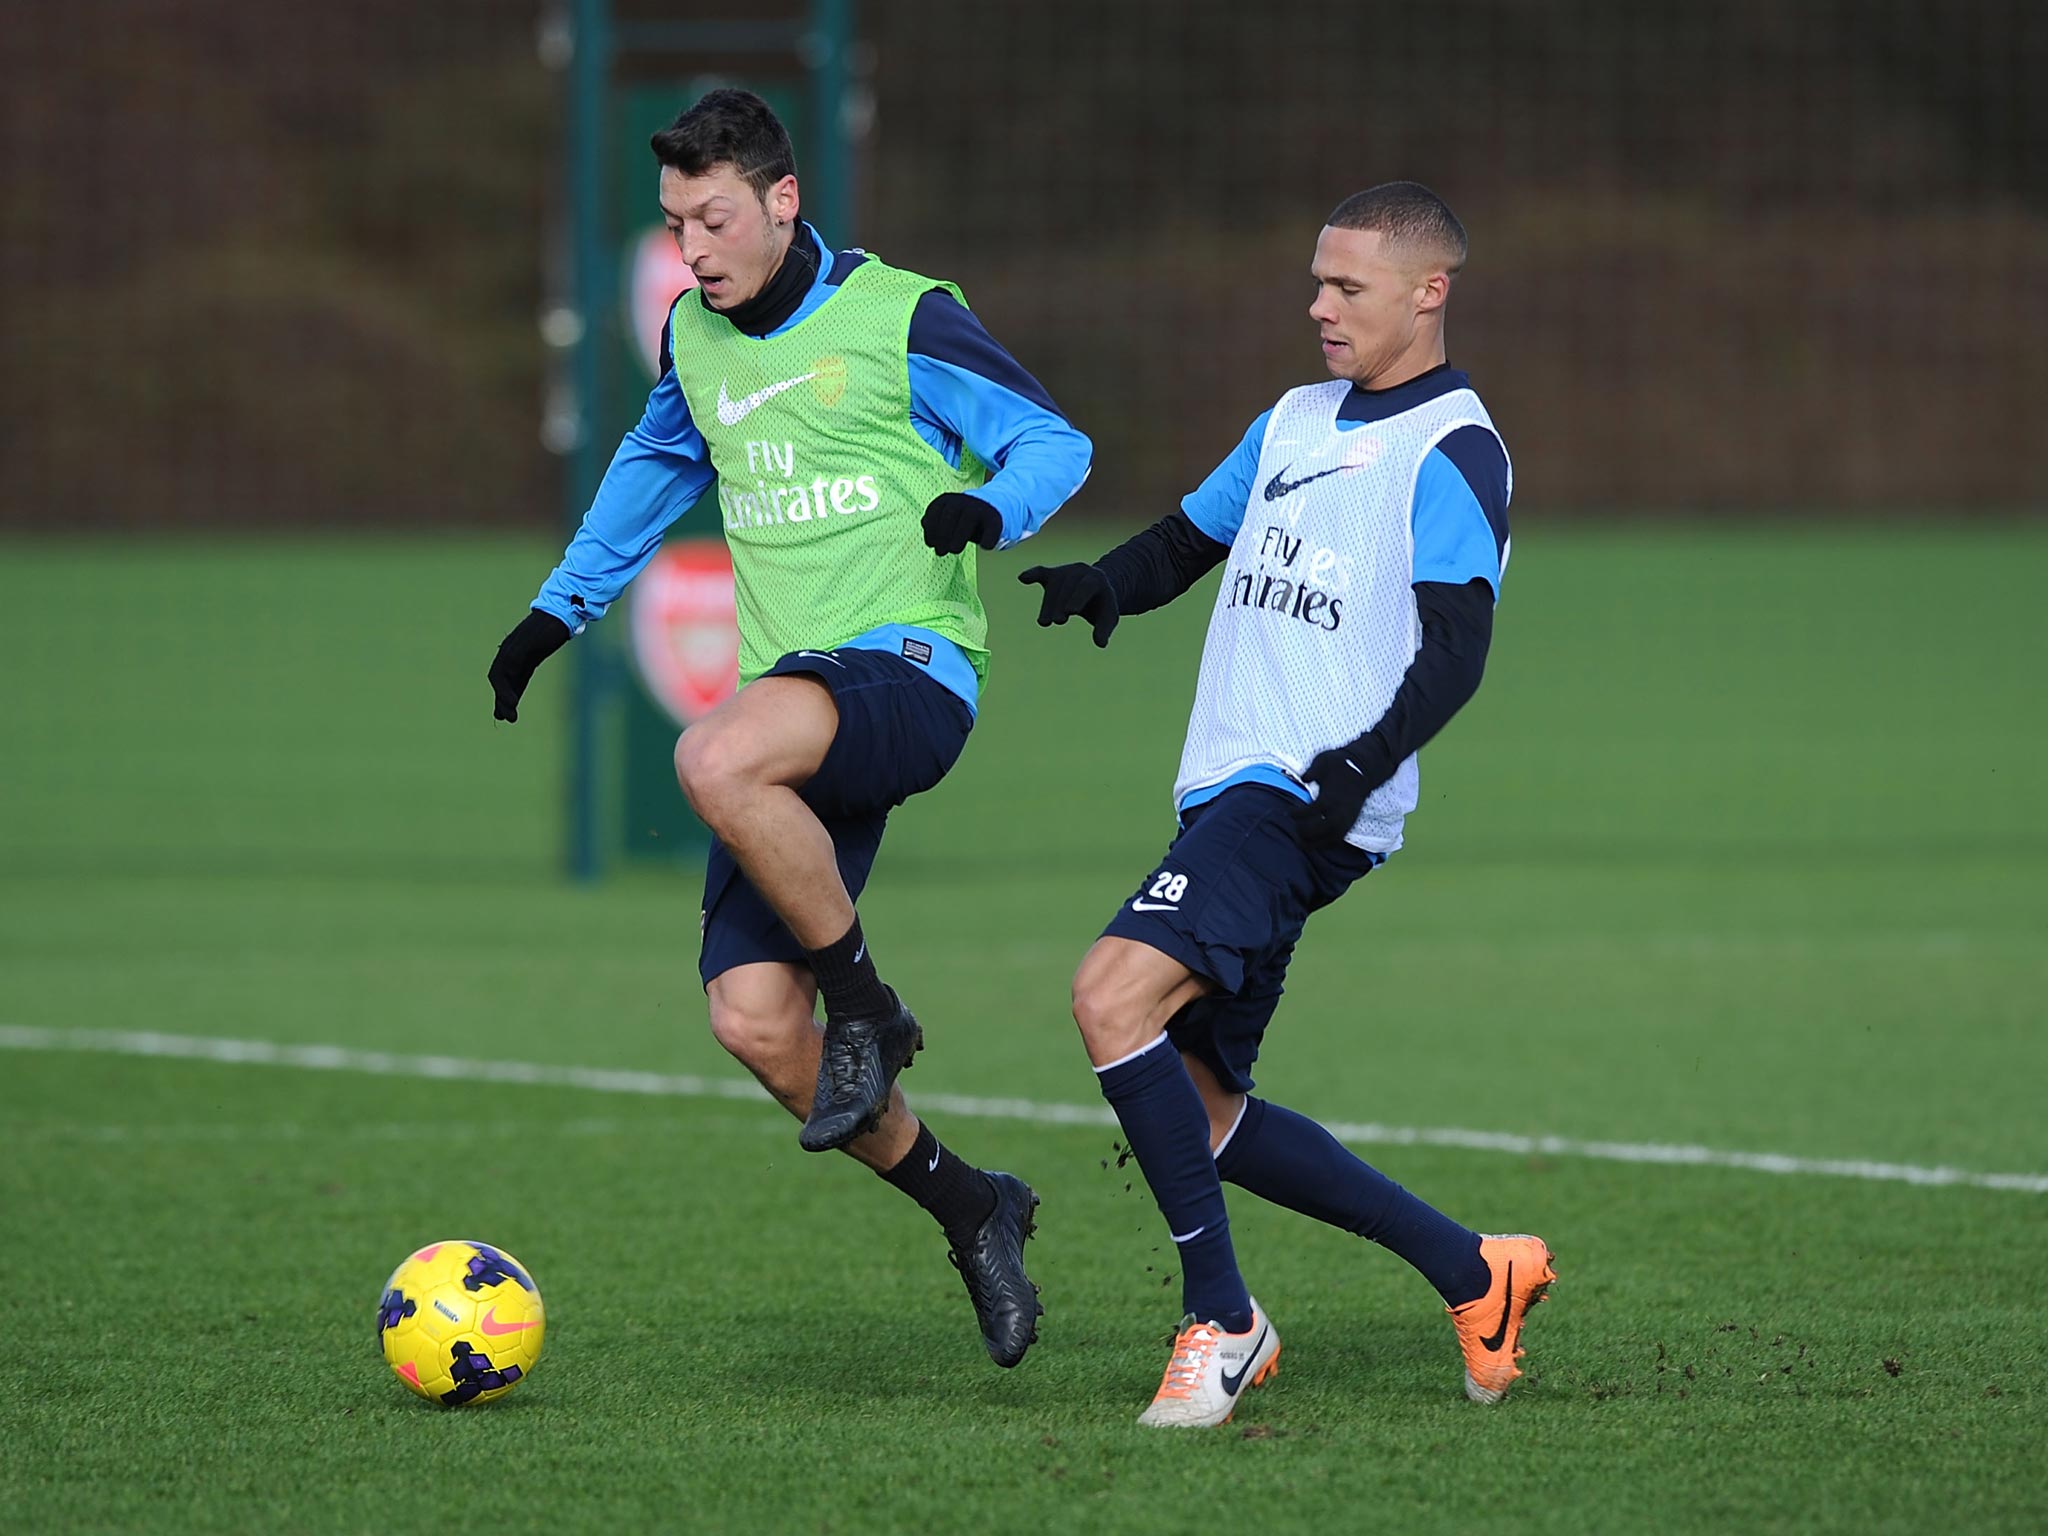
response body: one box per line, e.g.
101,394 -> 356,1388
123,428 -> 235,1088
1327,182 -> 1468,275
650,87 -> 799,199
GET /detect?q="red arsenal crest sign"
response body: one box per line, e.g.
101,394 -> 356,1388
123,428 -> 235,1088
627,539 -> 739,726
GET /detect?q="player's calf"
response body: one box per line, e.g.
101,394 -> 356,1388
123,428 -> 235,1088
704,961 -> 832,1121
704,968 -> 1038,1365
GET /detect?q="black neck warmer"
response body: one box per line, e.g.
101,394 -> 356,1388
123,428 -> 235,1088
707,225 -> 819,338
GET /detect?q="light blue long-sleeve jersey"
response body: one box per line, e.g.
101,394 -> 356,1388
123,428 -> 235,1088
535,225 -> 1093,712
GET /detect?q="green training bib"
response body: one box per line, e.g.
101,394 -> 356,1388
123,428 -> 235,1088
667,256 -> 990,685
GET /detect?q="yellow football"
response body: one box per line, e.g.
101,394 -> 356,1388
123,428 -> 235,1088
375,1240 -> 545,1406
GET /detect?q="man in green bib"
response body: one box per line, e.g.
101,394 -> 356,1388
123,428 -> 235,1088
487,90 -> 1091,1369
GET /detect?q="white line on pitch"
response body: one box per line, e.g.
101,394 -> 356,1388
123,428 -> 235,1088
3,1024 -> 2042,1195
0,1114 -> 784,1145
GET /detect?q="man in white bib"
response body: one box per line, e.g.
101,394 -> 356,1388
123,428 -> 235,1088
1023,183 -> 1554,1427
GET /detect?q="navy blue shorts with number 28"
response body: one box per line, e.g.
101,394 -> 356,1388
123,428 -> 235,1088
1100,784 -> 1383,1093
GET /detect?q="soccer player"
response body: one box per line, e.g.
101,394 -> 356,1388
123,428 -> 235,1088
487,90 -> 1092,1368
1020,183 -> 1553,1425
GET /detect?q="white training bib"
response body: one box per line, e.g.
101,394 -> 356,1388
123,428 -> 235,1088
1174,380 -> 1509,853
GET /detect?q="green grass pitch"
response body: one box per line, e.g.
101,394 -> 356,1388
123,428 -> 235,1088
2,524 -> 2044,1533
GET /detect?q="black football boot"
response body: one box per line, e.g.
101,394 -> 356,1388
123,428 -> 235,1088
798,988 -> 923,1153
948,1171 -> 1044,1368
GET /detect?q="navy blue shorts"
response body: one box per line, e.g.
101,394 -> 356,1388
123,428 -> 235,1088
1100,784 -> 1384,1093
698,646 -> 973,986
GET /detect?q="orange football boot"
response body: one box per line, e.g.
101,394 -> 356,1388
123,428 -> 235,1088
1447,1233 -> 1556,1403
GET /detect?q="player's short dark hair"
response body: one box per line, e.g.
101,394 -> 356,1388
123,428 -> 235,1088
650,88 -> 798,201
1327,182 -> 1468,275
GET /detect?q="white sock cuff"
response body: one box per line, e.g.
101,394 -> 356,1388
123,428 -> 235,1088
1092,1030 -> 1172,1075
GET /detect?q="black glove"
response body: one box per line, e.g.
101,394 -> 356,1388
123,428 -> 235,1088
1289,746 -> 1373,848
1017,563 -> 1119,647
921,492 -> 1003,556
488,610 -> 571,722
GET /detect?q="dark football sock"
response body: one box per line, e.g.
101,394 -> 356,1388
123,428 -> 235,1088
804,915 -> 892,1020
1096,1033 -> 1253,1333
880,1122 -> 997,1247
1216,1096 -> 1492,1306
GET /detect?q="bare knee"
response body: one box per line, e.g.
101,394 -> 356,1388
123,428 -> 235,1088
673,721 -> 749,818
1071,948 -> 1162,1065
675,678 -> 838,821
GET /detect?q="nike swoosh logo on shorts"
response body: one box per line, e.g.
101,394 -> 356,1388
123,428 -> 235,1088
1130,900 -> 1180,912
1479,1262 -> 1514,1352
1219,1321 -> 1270,1395
716,371 -> 819,426
478,1306 -> 539,1336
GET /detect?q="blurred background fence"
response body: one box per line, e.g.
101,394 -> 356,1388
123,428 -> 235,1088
4,0 -> 2044,531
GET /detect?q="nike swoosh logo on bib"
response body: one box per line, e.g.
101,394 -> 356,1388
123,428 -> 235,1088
1262,462 -> 1359,501
716,371 -> 819,427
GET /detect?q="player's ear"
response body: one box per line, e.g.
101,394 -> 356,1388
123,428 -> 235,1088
765,174 -> 800,228
1415,270 -> 1451,314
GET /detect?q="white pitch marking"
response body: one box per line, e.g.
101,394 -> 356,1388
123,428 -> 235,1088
0,1114 -> 786,1146
2,1025 -> 2042,1195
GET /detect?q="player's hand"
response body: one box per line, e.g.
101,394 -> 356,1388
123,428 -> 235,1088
1017,563 -> 1119,647
1290,748 -> 1372,847
488,610 -> 571,723
921,492 -> 1003,556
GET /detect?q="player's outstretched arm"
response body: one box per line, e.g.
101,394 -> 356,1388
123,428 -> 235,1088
1018,509 -> 1229,647
488,322 -> 716,724
1017,561 -> 1118,646
1290,578 -> 1495,846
